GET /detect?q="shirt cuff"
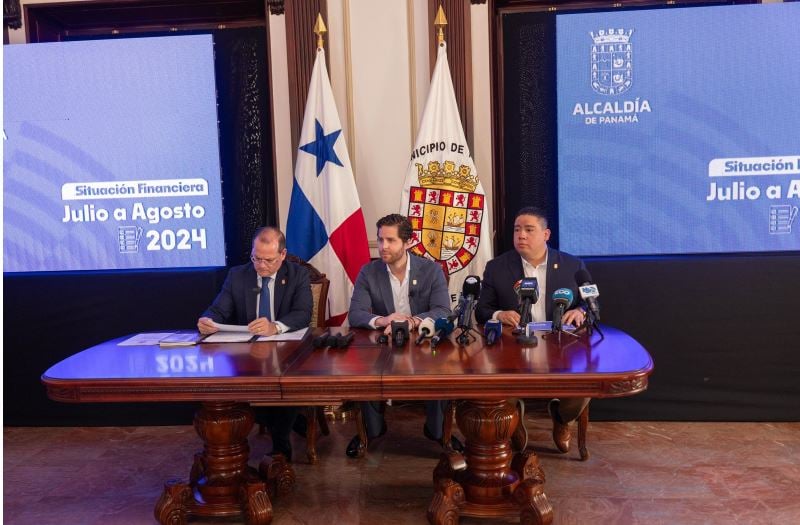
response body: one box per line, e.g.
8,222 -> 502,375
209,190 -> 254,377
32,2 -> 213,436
274,321 -> 289,334
368,316 -> 381,329
491,310 -> 502,321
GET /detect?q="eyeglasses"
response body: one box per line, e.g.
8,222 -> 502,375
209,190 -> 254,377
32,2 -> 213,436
250,255 -> 279,266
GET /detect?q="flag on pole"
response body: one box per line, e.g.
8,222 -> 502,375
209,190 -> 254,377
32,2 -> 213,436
286,48 -> 370,326
400,41 -> 493,305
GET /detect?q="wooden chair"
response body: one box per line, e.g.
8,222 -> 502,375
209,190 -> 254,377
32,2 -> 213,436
257,255 -> 331,464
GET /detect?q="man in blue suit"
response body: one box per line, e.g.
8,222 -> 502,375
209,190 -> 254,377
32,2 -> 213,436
198,226 -> 312,460
476,207 -> 589,453
346,214 -> 461,458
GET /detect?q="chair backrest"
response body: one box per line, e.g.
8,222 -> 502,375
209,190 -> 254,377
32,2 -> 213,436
286,254 -> 329,328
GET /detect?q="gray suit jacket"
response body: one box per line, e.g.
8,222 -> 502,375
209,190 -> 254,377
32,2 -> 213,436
348,253 -> 451,328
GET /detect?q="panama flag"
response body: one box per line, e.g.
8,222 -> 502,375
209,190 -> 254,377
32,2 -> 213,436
286,48 -> 370,326
400,42 -> 493,305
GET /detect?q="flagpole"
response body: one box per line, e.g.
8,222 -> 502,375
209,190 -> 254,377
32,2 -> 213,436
434,5 -> 447,47
314,13 -> 327,51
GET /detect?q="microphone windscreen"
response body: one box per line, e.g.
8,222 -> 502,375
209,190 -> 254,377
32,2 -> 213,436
484,319 -> 502,345
462,275 -> 481,297
518,277 -> 539,299
552,288 -> 574,307
419,317 -> 436,336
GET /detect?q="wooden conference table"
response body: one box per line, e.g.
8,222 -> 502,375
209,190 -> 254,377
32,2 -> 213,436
43,325 -> 653,525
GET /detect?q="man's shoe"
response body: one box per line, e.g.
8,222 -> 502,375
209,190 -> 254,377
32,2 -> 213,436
345,422 -> 387,458
548,399 -> 571,453
423,425 -> 465,453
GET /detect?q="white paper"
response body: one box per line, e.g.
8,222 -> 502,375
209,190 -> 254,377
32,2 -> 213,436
118,332 -> 176,346
256,327 -> 309,342
202,332 -> 255,343
210,322 -> 252,333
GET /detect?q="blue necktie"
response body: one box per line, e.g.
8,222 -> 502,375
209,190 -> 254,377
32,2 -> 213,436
259,277 -> 272,320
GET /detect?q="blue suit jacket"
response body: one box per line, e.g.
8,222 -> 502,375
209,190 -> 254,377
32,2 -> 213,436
202,260 -> 312,331
476,247 -> 588,324
348,253 -> 451,328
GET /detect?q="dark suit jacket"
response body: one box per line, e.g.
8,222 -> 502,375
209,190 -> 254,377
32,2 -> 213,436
348,253 -> 451,328
476,247 -> 588,324
202,260 -> 312,331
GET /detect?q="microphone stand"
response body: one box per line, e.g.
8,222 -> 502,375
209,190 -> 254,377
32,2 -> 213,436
455,297 -> 480,346
513,298 -> 533,335
579,310 -> 604,341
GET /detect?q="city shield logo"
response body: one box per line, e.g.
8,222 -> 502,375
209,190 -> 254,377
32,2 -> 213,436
591,29 -> 633,96
406,160 -> 483,275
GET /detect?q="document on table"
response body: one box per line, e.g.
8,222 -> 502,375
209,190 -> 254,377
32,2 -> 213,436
256,327 -> 309,342
202,331 -> 255,343
210,323 -> 251,333
118,333 -> 177,346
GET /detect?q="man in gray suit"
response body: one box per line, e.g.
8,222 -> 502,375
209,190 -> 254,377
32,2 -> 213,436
346,214 -> 461,458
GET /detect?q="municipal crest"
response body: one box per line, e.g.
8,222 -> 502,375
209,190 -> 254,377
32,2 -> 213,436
590,28 -> 633,96
407,160 -> 484,275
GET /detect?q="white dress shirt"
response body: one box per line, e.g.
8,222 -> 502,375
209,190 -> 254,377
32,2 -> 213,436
369,258 -> 412,328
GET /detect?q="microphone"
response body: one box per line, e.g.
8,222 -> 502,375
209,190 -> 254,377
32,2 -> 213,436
330,331 -> 355,349
575,269 -> 600,321
458,275 -> 481,328
484,319 -> 502,346
312,330 -> 331,348
551,288 -> 574,333
391,320 -> 410,347
430,318 -> 454,348
515,277 -> 539,329
415,317 -> 436,344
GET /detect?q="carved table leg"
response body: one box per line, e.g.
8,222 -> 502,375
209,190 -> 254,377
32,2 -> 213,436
259,453 -> 296,497
154,401 -> 288,525
428,399 -> 553,524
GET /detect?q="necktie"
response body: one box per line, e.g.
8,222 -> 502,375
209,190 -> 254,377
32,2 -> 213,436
259,277 -> 272,320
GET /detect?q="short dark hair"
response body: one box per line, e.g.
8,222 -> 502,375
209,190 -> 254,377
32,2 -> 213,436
252,226 -> 286,252
515,207 -> 549,229
376,213 -> 413,243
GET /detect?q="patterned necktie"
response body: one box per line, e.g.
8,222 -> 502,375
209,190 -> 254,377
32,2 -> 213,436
259,276 -> 272,320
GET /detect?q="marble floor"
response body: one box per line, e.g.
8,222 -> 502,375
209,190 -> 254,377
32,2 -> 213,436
4,404 -> 800,524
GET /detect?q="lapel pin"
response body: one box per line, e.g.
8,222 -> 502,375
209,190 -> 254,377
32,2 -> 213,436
553,264 -> 559,269
281,279 -> 286,285
412,279 -> 417,286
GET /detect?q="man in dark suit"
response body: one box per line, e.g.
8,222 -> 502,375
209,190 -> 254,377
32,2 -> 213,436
198,226 -> 312,460
476,207 -> 590,453
346,214 -> 461,458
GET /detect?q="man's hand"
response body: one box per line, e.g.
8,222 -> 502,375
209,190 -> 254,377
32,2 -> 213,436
562,308 -> 586,327
197,317 -> 219,335
376,312 -> 415,329
248,317 -> 278,336
496,310 -> 521,327
378,313 -> 417,335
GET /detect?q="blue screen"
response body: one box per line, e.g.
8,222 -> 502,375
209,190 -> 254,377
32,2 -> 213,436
556,3 -> 800,256
3,35 -> 226,272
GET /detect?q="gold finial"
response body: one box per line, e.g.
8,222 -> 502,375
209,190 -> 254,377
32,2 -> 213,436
314,13 -> 327,50
434,5 -> 447,46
